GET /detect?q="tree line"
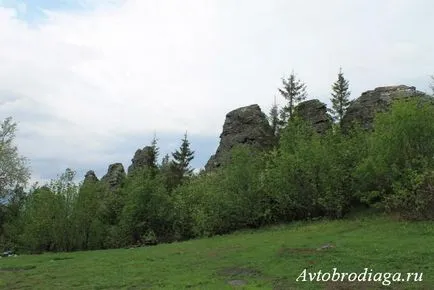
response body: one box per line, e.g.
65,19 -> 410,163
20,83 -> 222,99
0,71 -> 433,253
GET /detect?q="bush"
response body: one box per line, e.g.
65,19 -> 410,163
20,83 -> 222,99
263,118 -> 367,221
118,169 -> 174,246
386,170 -> 434,220
172,145 -> 269,238
356,99 -> 434,219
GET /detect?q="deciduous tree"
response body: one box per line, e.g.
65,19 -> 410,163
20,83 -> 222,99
0,117 -> 30,199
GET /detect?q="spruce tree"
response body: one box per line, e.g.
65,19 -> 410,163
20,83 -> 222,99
330,68 -> 351,124
148,135 -> 159,169
278,71 -> 307,124
268,96 -> 279,136
172,132 -> 195,179
161,154 -> 170,169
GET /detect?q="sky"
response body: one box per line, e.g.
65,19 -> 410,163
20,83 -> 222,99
0,0 -> 433,185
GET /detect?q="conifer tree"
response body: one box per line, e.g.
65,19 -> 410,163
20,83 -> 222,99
268,96 -> 279,136
172,132 -> 195,179
278,71 -> 307,124
161,154 -> 170,169
147,135 -> 159,169
330,68 -> 351,124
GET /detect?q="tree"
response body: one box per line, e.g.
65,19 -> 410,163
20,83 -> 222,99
430,75 -> 434,96
278,71 -> 307,124
72,176 -> 105,250
118,172 -> 173,246
0,117 -> 30,199
172,132 -> 195,180
161,154 -> 170,169
268,96 -> 279,136
148,135 -> 159,169
330,67 -> 351,123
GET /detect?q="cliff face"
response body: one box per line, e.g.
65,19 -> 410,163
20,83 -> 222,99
205,104 -> 276,171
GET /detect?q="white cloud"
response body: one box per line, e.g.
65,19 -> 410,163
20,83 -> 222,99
0,0 -> 433,181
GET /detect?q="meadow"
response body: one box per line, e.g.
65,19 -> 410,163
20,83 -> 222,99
0,212 -> 433,289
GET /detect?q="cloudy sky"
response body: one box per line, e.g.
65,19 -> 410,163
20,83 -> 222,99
1,0 -> 433,184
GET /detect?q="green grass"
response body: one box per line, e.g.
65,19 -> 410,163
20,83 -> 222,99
0,213 -> 433,289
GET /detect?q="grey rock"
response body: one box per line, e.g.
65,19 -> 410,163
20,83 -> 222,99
127,146 -> 155,174
101,163 -> 126,191
317,243 -> 335,251
83,170 -> 98,184
294,99 -> 333,134
342,85 -> 430,131
205,104 -> 276,170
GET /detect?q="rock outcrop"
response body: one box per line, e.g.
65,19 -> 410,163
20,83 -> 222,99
101,163 -> 126,191
294,99 -> 332,134
128,146 -> 155,174
205,104 -> 276,170
83,170 -> 98,184
342,85 -> 429,131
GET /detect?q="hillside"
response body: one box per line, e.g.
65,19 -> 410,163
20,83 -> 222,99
0,213 -> 432,289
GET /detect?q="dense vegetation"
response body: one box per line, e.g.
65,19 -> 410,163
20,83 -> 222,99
0,72 -> 433,254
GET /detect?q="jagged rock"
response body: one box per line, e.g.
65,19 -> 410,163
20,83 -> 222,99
342,85 -> 429,131
101,163 -> 126,191
127,146 -> 155,174
205,104 -> 276,170
294,99 -> 332,134
83,170 -> 98,184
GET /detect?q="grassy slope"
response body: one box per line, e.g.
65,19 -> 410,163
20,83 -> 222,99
0,213 -> 433,289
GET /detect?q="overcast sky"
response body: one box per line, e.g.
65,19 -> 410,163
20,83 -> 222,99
1,0 -> 433,184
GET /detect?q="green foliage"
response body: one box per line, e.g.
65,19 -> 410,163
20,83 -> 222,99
170,132 -> 195,187
19,186 -> 63,252
356,99 -> 434,219
278,71 -> 307,124
330,67 -> 351,123
118,169 -> 173,246
147,135 -> 159,170
386,169 -> 434,220
0,186 -> 26,250
264,117 -> 368,221
71,179 -> 106,250
4,95 -> 433,254
0,117 -> 30,198
173,145 -> 268,238
268,97 -> 279,136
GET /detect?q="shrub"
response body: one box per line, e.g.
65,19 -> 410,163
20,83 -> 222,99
356,99 -> 434,219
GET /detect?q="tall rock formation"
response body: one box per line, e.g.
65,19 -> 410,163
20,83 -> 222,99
294,99 -> 332,134
101,163 -> 126,191
205,104 -> 276,170
342,85 -> 429,131
128,146 -> 155,174
83,170 -> 98,185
